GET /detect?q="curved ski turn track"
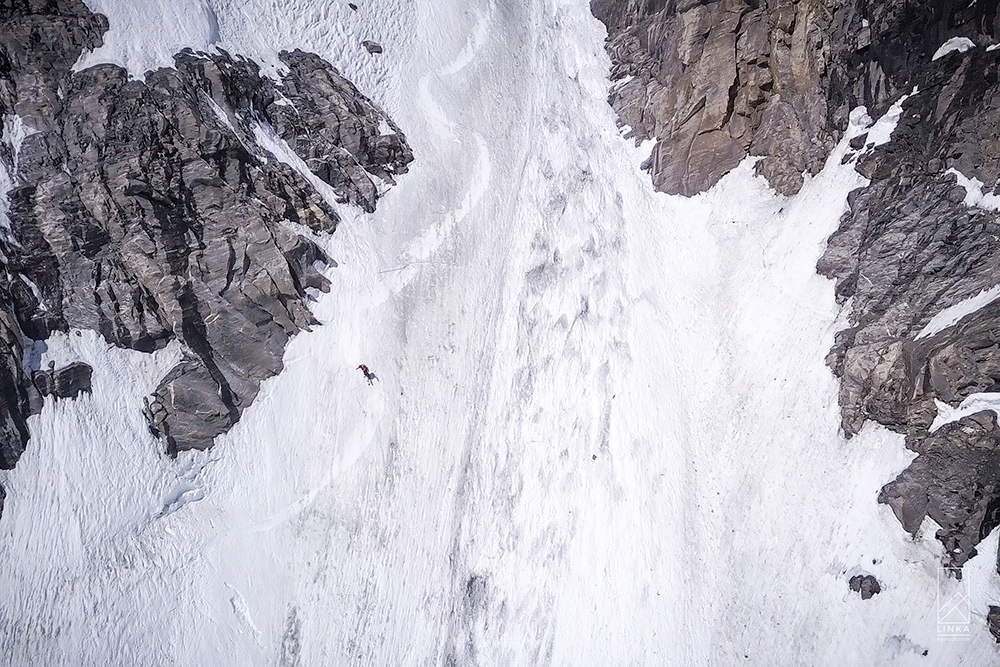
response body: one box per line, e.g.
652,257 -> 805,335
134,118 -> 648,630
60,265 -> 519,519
2,0 -> 1000,665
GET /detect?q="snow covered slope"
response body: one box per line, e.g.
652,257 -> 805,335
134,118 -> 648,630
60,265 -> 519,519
2,0 -> 999,665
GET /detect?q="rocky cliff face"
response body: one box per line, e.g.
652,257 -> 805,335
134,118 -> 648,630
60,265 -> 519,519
592,0 -> 999,195
0,2 -> 412,489
592,0 -> 1000,586
820,26 -> 1000,575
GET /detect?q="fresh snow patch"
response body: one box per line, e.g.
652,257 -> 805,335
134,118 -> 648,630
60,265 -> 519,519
933,36 -> 975,61
635,136 -> 656,163
613,73 -> 635,88
858,88 -> 917,148
917,284 -> 1000,340
17,275 -> 47,312
947,167 -> 1000,211
0,155 -> 11,234
205,97 -> 240,136
76,0 -> 222,76
989,43 -> 1000,52
931,393 -> 1000,432
251,121 -> 342,206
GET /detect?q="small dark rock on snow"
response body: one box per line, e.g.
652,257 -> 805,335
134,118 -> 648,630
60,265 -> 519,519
363,40 -> 383,54
989,606 -> 1000,643
849,574 -> 881,600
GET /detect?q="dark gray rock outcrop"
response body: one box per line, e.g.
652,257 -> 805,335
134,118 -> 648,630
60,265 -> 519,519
0,0 -> 412,501
815,29 -> 1000,575
878,414 -> 1000,572
849,573 -> 882,599
32,361 -> 92,400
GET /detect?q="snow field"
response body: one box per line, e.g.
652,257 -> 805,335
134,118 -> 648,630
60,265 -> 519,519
1,0 -> 1000,665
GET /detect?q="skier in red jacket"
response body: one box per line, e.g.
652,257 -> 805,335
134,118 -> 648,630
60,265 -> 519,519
357,364 -> 378,385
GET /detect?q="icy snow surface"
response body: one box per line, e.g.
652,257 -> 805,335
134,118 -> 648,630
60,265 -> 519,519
932,36 -> 976,61
3,0 -> 1000,665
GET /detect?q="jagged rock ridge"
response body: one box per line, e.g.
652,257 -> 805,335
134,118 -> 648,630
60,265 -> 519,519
0,1 -> 413,491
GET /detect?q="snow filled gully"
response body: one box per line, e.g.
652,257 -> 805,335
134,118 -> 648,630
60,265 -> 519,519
2,0 -> 1000,665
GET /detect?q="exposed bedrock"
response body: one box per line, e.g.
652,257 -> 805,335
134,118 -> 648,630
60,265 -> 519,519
32,361 -> 92,400
818,40 -> 1000,574
990,605 -> 1000,642
591,0 -> 1000,195
0,0 -> 413,491
878,412 -> 1000,574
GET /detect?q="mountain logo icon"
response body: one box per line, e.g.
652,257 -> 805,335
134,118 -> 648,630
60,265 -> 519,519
937,568 -> 972,640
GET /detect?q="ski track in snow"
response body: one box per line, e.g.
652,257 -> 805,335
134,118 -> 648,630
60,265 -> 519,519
3,0 -> 1000,665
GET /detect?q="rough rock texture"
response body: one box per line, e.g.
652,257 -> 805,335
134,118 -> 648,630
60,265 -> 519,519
816,28 -> 1000,576
849,573 -> 881,599
989,605 -> 1000,642
591,0 -> 1000,195
32,361 -> 92,400
879,414 -> 1000,572
0,0 -> 412,495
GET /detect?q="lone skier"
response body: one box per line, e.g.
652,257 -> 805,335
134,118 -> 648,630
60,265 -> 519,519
357,364 -> 378,385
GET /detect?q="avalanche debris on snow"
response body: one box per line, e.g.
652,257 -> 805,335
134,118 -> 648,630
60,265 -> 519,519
3,1 -> 1000,666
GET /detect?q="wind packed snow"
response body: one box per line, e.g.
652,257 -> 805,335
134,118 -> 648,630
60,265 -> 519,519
4,0 -> 1000,665
73,0 -> 222,75
933,36 -> 976,61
